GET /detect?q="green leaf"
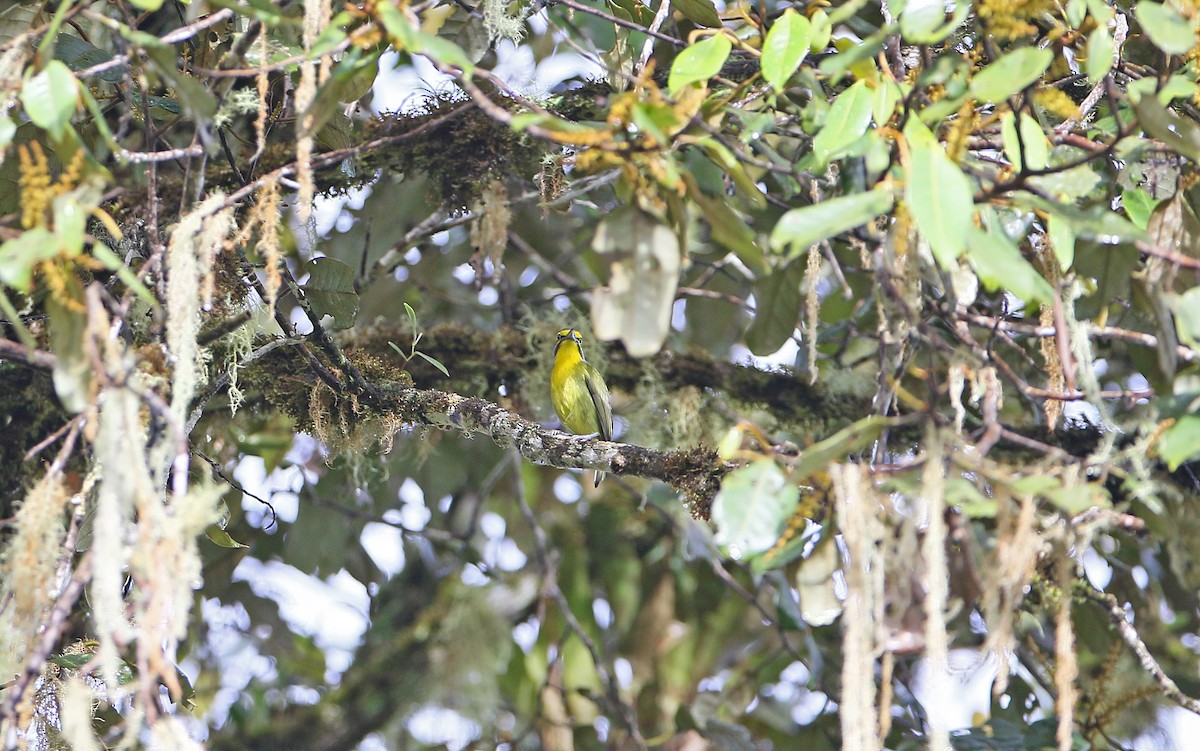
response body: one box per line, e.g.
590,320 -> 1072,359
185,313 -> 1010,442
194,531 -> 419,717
1045,484 -> 1111,514
811,79 -> 873,168
1085,24 -> 1113,83
1171,286 -> 1200,349
671,0 -> 722,28
769,189 -> 894,257
1000,111 -> 1049,171
414,350 -> 450,377
47,277 -> 90,414
668,34 -> 732,94
1135,2 -> 1197,56
684,179 -> 766,273
1129,91 -> 1200,164
0,228 -> 60,292
904,119 -> 974,266
1015,195 -> 1148,244
51,653 -> 134,684
0,114 -> 13,150
969,47 -> 1052,102
302,257 -> 359,330
873,80 -> 902,125
744,261 -> 804,355
129,0 -> 165,9
142,46 -> 218,120
377,2 -> 474,71
817,28 -> 887,83
966,219 -> 1055,306
761,10 -> 811,90
205,524 -> 249,549
899,0 -> 944,41
52,190 -> 91,257
711,459 -> 799,558
591,206 -> 681,357
236,418 -> 293,472
1048,214 -> 1076,270
900,0 -> 969,43
1065,0 -> 1087,27
21,60 -> 78,139
695,137 -> 766,209
792,415 -> 892,480
809,9 -> 832,52
1157,415 -> 1200,470
1123,188 -> 1158,229
54,34 -> 125,83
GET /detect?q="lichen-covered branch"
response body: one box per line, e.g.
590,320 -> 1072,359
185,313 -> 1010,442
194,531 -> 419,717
375,382 -> 725,518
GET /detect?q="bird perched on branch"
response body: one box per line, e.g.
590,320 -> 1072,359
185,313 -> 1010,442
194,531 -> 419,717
550,328 -> 614,487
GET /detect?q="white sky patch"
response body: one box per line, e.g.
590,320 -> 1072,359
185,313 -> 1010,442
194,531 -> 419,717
232,559 -> 370,656
731,335 -> 801,370
911,648 -> 997,730
408,706 -> 481,750
361,515 -> 406,575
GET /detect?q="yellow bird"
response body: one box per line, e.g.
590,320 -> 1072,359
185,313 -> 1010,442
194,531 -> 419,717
550,328 -> 614,487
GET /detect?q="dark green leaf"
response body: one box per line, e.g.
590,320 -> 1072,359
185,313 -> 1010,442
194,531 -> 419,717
792,415 -> 893,480
302,257 -> 359,329
744,261 -> 804,355
670,0 -> 722,28
54,34 -> 125,83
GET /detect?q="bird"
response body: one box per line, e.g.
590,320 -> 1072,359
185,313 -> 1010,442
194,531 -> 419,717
550,327 -> 614,487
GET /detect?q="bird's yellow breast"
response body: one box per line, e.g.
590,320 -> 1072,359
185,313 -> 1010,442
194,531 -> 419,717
551,340 -> 601,435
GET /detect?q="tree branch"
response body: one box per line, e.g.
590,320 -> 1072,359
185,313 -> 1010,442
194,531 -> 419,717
1079,584 -> 1200,716
376,382 -> 725,518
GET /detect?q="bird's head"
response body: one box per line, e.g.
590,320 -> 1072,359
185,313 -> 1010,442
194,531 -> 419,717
555,328 -> 584,356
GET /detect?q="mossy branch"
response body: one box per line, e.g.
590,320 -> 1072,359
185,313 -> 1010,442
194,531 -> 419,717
374,382 -> 725,518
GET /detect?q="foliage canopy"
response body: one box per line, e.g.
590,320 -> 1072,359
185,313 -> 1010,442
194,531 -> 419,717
2,0 -> 1200,750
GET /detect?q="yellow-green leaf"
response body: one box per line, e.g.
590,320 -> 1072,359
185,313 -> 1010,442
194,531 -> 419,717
668,34 -> 732,94
761,10 -> 811,90
811,79 -> 873,168
904,119 -> 974,266
1136,2 -> 1198,56
969,47 -> 1053,102
770,189 -> 894,258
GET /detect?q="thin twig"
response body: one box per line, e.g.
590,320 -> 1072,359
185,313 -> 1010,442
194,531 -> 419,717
551,0 -> 685,47
510,451 -> 645,747
194,450 -> 278,530
0,337 -> 56,369
1057,13 -> 1128,134
1079,585 -> 1200,716
76,8 -> 235,78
